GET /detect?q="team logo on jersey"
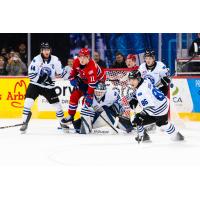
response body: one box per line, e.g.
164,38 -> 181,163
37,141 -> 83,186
88,70 -> 94,75
144,75 -> 155,84
42,67 -> 52,76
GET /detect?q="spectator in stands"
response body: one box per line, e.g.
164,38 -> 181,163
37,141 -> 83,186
18,43 -> 27,64
63,57 -> 74,79
0,56 -> 7,75
110,51 -> 127,68
66,57 -> 73,68
1,48 -> 8,63
93,51 -> 106,68
6,51 -> 27,76
126,54 -> 139,70
189,33 -> 200,56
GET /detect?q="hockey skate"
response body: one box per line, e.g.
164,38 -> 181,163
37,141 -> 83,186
20,123 -> 28,134
61,115 -> 74,125
20,112 -> 32,134
135,130 -> 151,143
171,132 -> 184,141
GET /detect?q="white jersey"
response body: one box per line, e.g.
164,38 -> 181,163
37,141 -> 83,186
139,61 -> 169,86
63,65 -> 72,80
135,79 -> 169,116
81,88 -> 121,118
28,54 -> 68,89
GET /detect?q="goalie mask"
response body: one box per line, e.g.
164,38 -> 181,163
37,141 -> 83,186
94,83 -> 106,102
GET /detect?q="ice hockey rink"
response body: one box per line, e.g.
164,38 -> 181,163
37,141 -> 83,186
2,118 -> 200,200
0,119 -> 200,167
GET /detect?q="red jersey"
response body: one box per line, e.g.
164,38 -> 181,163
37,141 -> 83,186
130,65 -> 139,70
69,58 -> 105,95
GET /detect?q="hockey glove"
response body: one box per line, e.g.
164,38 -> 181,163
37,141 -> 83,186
111,103 -> 125,117
132,112 -> 145,126
93,105 -> 104,113
70,78 -> 79,87
85,94 -> 93,107
161,76 -> 171,87
38,68 -> 53,85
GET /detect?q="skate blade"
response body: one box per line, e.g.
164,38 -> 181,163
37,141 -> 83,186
142,139 -> 152,144
20,130 -> 27,134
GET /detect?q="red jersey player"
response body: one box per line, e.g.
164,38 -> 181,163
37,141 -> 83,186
126,54 -> 139,70
61,48 -> 105,125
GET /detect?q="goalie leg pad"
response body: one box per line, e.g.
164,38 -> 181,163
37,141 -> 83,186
80,116 -> 93,134
92,108 -> 116,129
118,116 -> 133,132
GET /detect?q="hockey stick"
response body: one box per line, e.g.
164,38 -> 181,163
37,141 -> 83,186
98,112 -> 119,134
0,112 -> 32,130
0,123 -> 24,129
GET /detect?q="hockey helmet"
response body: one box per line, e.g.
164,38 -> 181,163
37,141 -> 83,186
144,49 -> 155,58
128,70 -> 142,82
40,42 -> 51,50
79,48 -> 90,57
126,54 -> 136,61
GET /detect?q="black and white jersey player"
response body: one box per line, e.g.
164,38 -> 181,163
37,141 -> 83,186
20,42 -> 69,133
139,50 -> 170,96
71,83 -> 128,134
128,70 -> 184,143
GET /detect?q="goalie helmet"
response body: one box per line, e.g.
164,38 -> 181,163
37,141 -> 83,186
94,82 -> 106,102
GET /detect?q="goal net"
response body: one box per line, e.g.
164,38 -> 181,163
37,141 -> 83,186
105,68 -> 135,119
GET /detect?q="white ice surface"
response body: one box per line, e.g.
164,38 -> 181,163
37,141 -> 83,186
0,119 -> 200,166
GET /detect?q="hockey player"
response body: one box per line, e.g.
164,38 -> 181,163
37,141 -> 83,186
126,54 -> 139,70
71,82 -> 126,134
139,50 -> 170,96
61,48 -> 105,125
20,42 -> 69,133
128,70 -> 184,143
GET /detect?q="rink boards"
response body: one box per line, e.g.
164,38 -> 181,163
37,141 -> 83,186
1,76 -> 200,121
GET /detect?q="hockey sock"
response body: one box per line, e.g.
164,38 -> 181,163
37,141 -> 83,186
137,125 -> 145,136
52,102 -> 64,122
22,98 -> 34,123
161,123 -> 177,135
68,103 -> 78,116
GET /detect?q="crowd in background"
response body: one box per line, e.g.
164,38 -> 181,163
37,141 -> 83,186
0,42 -> 139,76
0,43 -> 27,76
2,33 -> 200,76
